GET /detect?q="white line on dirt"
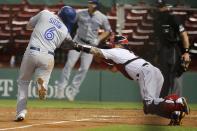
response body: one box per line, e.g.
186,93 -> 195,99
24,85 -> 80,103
0,118 -> 92,131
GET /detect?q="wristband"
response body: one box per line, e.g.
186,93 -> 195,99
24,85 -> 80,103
183,48 -> 190,53
82,46 -> 91,53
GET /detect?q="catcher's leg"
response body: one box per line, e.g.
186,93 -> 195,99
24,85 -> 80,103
143,95 -> 190,125
168,97 -> 190,126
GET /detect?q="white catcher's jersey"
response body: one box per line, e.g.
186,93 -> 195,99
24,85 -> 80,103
101,48 -> 164,103
74,9 -> 112,45
28,10 -> 72,51
101,48 -> 148,80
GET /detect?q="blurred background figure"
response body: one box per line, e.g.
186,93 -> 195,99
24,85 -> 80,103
152,0 -> 191,97
56,0 -> 112,101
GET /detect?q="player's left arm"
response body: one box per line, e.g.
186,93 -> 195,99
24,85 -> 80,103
97,16 -> 112,44
180,31 -> 190,62
98,31 -> 111,44
72,43 -> 105,58
174,16 -> 191,62
90,47 -> 104,58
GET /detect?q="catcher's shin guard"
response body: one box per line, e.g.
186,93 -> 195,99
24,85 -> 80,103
168,97 -> 190,126
143,96 -> 189,119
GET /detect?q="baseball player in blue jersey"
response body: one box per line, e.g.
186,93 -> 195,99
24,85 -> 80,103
71,35 -> 190,125
56,0 -> 112,101
15,6 -> 77,122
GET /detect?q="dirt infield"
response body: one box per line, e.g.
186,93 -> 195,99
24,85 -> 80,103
0,108 -> 196,131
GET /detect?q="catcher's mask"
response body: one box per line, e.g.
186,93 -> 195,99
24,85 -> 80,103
108,35 -> 129,49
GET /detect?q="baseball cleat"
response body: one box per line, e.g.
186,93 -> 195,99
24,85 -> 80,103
169,111 -> 185,126
181,97 -> 190,115
15,110 -> 27,122
15,116 -> 24,122
65,85 -> 79,102
37,78 -> 47,100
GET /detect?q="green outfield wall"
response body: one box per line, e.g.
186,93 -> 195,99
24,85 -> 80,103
0,68 -> 196,103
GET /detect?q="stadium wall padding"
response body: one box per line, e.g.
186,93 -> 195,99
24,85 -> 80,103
0,68 -> 196,103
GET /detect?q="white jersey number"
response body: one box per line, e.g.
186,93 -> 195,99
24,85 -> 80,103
44,27 -> 56,40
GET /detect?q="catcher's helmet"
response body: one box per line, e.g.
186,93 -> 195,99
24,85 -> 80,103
58,6 -> 76,33
113,35 -> 129,45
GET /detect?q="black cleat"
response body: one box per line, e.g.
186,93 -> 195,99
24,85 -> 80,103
15,116 -> 24,122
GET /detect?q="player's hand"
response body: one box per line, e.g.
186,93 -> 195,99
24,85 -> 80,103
181,53 -> 191,71
182,52 -> 190,63
73,43 -> 83,52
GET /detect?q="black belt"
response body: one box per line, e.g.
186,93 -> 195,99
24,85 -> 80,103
30,47 -> 54,56
79,38 -> 91,45
142,63 -> 149,67
124,57 -> 140,66
124,57 -> 149,67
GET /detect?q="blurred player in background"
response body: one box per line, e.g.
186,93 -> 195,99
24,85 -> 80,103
71,35 -> 190,125
56,0 -> 112,101
15,6 -> 77,121
152,0 -> 190,97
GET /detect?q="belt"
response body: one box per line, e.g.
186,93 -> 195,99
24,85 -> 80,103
79,38 -> 91,45
136,62 -> 149,79
30,47 -> 54,56
124,57 -> 140,66
142,63 -> 149,67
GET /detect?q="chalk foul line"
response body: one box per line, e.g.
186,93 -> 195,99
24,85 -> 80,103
0,118 -> 92,131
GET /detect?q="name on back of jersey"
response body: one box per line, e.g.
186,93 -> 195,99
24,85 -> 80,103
49,18 -> 62,29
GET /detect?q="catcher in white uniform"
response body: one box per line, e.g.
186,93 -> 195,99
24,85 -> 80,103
71,35 -> 190,125
56,0 -> 111,101
15,6 -> 77,121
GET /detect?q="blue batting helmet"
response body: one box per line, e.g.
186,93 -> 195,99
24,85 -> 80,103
58,6 -> 76,33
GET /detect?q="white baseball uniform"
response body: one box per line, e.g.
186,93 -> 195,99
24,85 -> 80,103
99,47 -> 189,120
57,9 -> 111,93
100,48 -> 164,104
16,10 -> 72,115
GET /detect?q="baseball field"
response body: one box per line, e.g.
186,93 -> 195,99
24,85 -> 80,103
0,99 -> 197,131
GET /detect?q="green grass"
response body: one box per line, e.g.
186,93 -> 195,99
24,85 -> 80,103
0,99 -> 197,110
0,99 -> 142,109
81,125 -> 197,131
